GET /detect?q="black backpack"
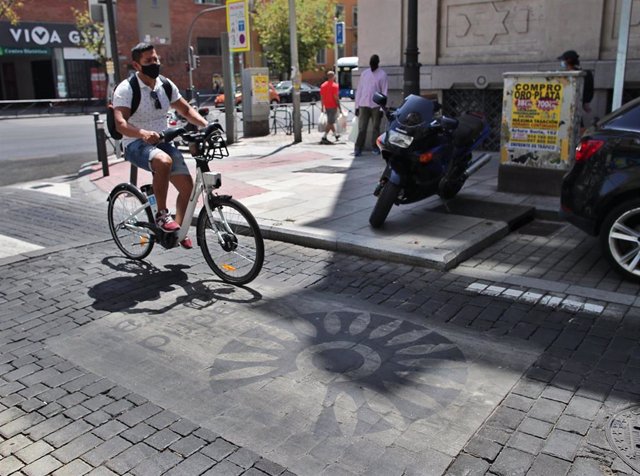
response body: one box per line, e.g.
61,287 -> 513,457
106,74 -> 173,140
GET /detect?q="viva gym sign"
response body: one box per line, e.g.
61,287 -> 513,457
0,22 -> 82,48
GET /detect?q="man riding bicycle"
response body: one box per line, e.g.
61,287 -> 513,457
112,42 -> 208,249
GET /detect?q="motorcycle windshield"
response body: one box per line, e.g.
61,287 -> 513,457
393,95 -> 435,133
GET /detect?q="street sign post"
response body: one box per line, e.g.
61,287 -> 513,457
336,21 -> 345,46
226,0 -> 250,52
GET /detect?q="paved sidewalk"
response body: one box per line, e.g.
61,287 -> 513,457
84,131 -> 547,269
81,129 -> 637,307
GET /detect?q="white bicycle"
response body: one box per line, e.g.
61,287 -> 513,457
107,123 -> 264,285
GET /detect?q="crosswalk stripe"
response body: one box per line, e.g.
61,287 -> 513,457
465,281 -> 605,315
0,234 -> 43,259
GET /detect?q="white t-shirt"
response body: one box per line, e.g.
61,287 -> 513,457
112,74 -> 181,148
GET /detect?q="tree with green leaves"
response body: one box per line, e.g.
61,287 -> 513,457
71,7 -> 106,65
0,0 -> 24,24
252,0 -> 335,77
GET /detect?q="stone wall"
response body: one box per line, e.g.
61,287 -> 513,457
357,0 -> 640,115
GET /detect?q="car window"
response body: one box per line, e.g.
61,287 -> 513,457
602,100 -> 640,132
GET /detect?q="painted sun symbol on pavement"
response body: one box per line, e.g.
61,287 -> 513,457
209,310 -> 468,436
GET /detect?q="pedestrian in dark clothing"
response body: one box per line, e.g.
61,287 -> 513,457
558,50 -> 594,113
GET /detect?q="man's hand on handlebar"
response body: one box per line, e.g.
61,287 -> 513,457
141,130 -> 161,144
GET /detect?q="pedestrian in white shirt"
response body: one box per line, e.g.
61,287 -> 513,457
354,54 -> 388,156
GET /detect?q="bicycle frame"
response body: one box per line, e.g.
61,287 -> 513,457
116,164 -> 224,246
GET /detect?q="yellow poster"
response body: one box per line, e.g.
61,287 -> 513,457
509,81 -> 563,152
252,74 -> 269,105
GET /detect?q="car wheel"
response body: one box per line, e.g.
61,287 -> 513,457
601,198 -> 640,281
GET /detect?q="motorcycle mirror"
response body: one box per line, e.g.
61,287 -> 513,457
373,92 -> 387,107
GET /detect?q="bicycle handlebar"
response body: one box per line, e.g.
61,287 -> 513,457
160,121 -> 224,144
160,121 -> 228,161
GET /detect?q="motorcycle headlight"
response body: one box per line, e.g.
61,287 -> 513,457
388,130 -> 414,148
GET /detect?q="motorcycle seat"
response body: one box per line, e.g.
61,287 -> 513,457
452,113 -> 485,148
441,116 -> 459,130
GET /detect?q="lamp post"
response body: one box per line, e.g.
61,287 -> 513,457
98,0 -> 121,84
288,0 -> 301,142
186,5 -> 227,100
403,0 -> 420,97
612,0 -> 632,110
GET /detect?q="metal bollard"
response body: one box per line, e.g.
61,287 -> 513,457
93,112 -> 110,177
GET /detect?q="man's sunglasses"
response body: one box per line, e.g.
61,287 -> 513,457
150,90 -> 162,109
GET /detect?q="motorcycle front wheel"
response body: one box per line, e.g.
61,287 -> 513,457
369,181 -> 400,228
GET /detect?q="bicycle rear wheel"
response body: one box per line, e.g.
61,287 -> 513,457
197,196 -> 264,285
108,184 -> 155,260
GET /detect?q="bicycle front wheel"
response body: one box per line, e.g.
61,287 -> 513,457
108,184 -> 155,260
197,196 -> 264,285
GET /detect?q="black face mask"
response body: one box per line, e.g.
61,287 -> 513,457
141,63 -> 161,79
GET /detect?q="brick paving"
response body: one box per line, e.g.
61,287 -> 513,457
1,226 -> 639,474
1,132 -> 640,474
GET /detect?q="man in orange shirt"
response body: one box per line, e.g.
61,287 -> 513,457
320,71 -> 341,144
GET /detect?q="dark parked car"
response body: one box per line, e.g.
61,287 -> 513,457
561,96 -> 640,280
275,81 -> 321,103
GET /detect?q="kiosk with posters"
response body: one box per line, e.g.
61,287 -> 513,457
241,67 -> 270,137
499,71 -> 585,196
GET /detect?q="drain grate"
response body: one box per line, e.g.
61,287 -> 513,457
606,406 -> 640,473
516,220 -> 563,237
294,166 -> 348,174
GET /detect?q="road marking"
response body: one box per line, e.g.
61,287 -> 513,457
0,234 -> 43,259
16,182 -> 71,198
465,282 -> 605,315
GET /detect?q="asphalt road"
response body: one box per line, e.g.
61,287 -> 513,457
0,115 -> 102,186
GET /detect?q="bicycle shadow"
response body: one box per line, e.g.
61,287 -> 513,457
88,257 -> 262,315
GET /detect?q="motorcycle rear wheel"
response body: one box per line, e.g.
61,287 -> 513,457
369,181 -> 400,228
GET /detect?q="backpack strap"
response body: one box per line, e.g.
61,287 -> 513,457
160,75 -> 173,103
127,74 -> 173,117
127,75 -> 141,116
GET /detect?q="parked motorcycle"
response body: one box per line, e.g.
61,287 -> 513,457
369,93 -> 492,228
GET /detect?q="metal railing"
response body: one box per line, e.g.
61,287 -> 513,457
270,103 -> 314,135
0,98 -> 104,118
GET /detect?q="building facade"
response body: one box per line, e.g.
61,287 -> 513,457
357,0 -> 640,149
0,0 -> 358,102
0,0 -> 231,101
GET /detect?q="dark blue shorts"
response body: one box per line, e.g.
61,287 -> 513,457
124,140 -> 190,176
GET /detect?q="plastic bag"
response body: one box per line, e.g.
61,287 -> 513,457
348,116 -> 358,142
336,113 -> 348,134
318,113 -> 327,133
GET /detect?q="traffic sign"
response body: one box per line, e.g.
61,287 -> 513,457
226,0 -> 250,52
336,21 -> 345,46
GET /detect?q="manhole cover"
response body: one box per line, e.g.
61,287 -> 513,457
517,220 -> 563,237
294,166 -> 348,174
606,405 -> 640,472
